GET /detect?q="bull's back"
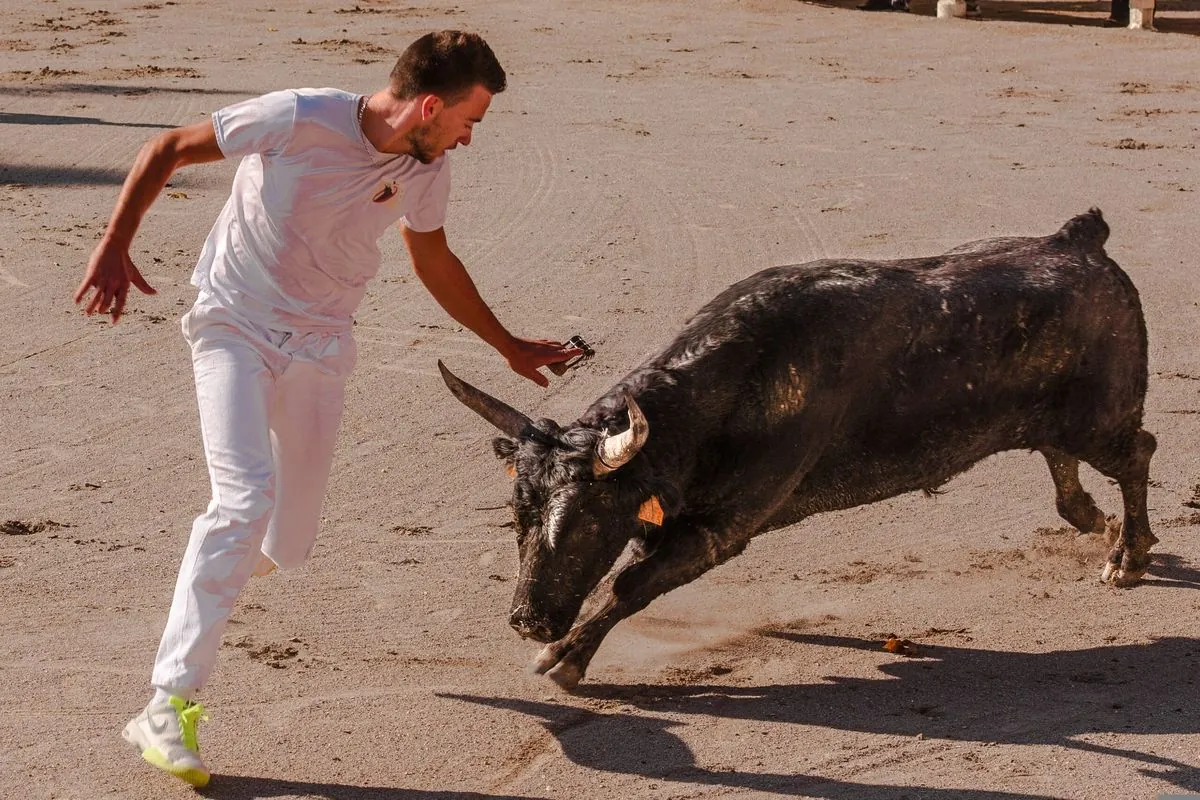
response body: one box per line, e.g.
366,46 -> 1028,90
777,231 -> 1144,518
627,213 -> 1147,521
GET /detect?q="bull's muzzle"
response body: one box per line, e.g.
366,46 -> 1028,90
509,606 -> 556,643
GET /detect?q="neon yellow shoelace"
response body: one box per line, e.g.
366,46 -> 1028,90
168,696 -> 209,753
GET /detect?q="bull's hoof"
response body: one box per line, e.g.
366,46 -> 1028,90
530,643 -> 562,675
1099,561 -> 1147,587
1112,567 -> 1147,587
546,661 -> 585,692
529,644 -> 585,691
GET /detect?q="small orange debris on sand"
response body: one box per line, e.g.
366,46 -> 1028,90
883,636 -> 920,657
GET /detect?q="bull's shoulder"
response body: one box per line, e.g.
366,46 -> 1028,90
715,260 -> 915,304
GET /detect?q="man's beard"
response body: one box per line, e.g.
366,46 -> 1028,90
405,124 -> 440,164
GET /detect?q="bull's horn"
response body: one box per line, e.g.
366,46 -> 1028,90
438,360 -> 533,438
594,392 -> 649,476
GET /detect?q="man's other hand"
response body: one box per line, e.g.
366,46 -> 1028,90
75,241 -> 157,324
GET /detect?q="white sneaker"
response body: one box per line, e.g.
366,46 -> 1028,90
121,696 -> 210,787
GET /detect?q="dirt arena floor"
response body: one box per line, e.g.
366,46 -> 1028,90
2,0 -> 1199,798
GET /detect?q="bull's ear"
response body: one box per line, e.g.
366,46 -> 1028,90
492,436 -> 517,460
492,436 -> 518,477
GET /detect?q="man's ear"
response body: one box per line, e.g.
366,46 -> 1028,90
420,94 -> 443,121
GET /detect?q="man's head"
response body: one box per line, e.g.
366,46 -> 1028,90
389,31 -> 506,163
390,30 -> 506,103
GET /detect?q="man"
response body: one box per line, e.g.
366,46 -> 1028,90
74,30 -> 579,787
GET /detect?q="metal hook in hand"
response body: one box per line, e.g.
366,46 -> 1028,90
547,334 -> 595,376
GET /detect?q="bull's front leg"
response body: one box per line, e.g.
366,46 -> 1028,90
532,520 -> 749,691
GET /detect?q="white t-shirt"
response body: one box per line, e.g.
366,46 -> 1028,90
191,88 -> 450,332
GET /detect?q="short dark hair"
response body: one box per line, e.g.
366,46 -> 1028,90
389,30 -> 506,103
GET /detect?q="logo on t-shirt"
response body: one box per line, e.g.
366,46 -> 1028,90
373,180 -> 401,204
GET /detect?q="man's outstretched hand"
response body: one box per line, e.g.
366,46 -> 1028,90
75,241 -> 157,324
504,338 -> 584,387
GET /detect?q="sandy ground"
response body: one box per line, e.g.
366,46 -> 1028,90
2,0 -> 1200,798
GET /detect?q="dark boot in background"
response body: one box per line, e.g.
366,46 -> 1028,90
1104,0 -> 1130,25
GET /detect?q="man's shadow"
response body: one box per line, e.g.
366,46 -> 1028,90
201,778 -> 550,800
442,633 -> 1200,798
0,111 -> 172,129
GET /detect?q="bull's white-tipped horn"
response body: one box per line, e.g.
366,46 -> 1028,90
594,392 -> 649,476
438,360 -> 533,438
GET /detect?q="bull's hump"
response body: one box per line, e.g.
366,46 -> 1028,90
941,209 -> 1108,258
1056,207 -> 1109,249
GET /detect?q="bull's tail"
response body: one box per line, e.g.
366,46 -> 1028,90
1057,207 -> 1109,250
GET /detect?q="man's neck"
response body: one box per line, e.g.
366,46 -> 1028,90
361,90 -> 422,156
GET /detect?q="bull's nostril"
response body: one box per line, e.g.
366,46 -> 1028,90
509,613 -> 534,639
509,614 -> 554,643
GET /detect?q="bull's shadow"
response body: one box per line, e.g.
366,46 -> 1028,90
1138,552 -> 1200,587
443,691 -> 1063,799
444,634 -> 1200,797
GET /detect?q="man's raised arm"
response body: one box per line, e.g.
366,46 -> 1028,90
75,120 -> 225,323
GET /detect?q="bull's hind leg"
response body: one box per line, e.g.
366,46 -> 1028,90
1039,447 -> 1108,535
1084,429 -> 1158,586
532,520 -> 749,691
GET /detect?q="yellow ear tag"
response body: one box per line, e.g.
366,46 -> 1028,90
505,463 -> 516,478
637,496 -> 664,526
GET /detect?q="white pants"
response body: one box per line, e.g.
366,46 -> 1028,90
151,297 -> 356,696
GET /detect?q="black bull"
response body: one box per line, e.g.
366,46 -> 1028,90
439,208 -> 1156,690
